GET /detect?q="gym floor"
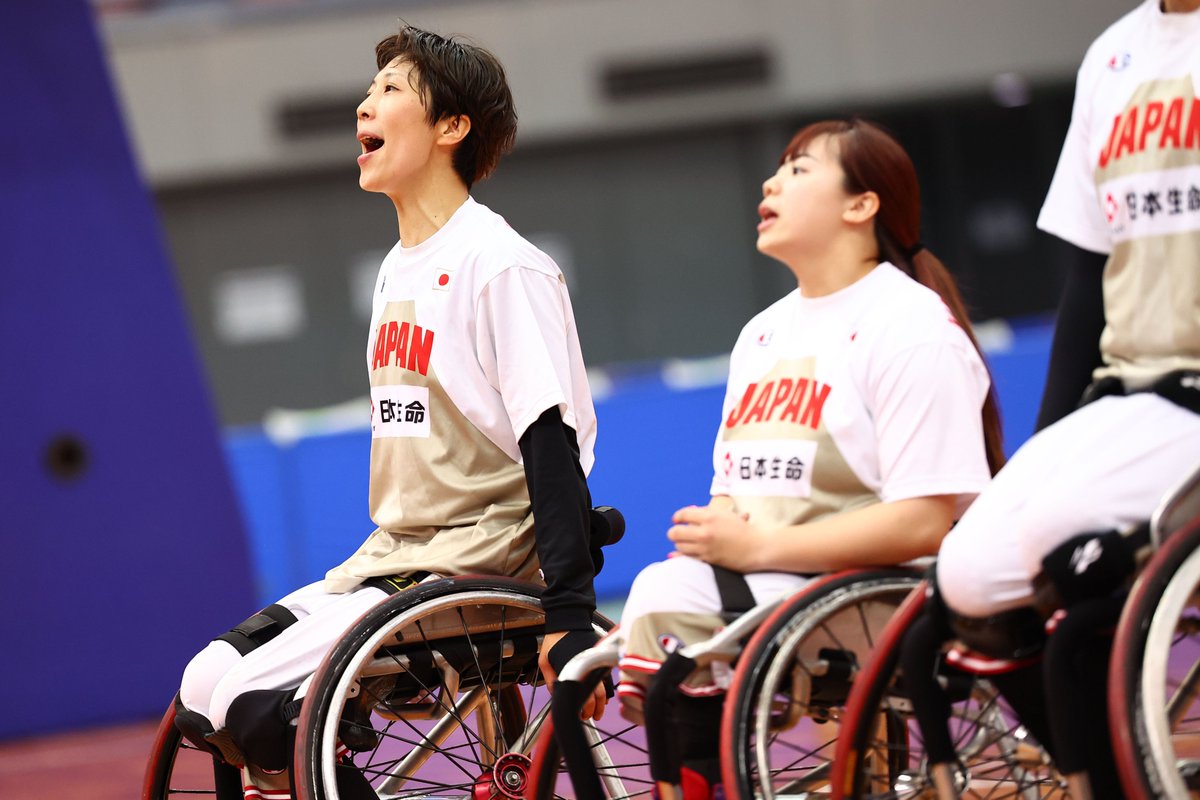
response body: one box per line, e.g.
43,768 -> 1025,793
0,718 -> 160,799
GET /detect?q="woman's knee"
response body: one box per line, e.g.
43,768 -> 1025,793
937,527 -> 1033,618
624,557 -> 713,616
179,640 -> 241,718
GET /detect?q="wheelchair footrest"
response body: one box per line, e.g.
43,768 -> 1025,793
944,644 -> 1040,676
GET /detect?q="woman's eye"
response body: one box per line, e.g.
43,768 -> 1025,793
384,84 -> 398,92
791,165 -> 804,175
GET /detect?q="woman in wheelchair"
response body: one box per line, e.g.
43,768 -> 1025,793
613,118 -> 1004,799
922,2 -> 1200,796
171,25 -> 607,799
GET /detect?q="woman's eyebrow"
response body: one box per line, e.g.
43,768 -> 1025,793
367,70 -> 404,89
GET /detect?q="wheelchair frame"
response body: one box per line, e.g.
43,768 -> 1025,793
145,576 -> 618,800
831,461 -> 1200,800
528,566 -> 924,800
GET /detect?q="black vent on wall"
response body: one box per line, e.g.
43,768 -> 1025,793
602,48 -> 770,100
278,95 -> 358,139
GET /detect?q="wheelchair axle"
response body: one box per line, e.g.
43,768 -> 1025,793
475,752 -> 532,800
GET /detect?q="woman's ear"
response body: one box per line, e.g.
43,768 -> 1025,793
843,190 -> 880,225
437,114 -> 472,147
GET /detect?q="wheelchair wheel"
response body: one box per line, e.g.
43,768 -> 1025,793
1110,518 -> 1200,799
831,583 -> 1063,799
142,702 -> 241,799
720,569 -> 918,800
293,576 -> 616,800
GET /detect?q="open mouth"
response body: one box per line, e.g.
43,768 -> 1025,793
359,135 -> 384,154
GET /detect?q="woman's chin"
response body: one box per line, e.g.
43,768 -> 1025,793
358,174 -> 385,193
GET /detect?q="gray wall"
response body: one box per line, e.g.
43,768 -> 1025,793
99,0 -> 1130,425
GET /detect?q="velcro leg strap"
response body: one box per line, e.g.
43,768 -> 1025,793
711,565 -> 755,623
677,695 -> 724,785
214,604 -> 298,657
646,650 -> 700,784
1042,593 -> 1125,788
898,611 -> 958,766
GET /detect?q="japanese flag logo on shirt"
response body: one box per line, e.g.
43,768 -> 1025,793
433,268 -> 454,291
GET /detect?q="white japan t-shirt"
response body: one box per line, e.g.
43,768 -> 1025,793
1038,0 -> 1200,386
711,263 -> 992,526
325,197 -> 596,590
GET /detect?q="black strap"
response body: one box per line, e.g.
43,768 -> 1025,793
1150,370 -> 1200,415
711,564 -> 755,620
1080,369 -> 1200,415
214,603 -> 299,656
362,571 -> 432,596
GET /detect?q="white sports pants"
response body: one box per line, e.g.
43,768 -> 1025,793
178,580 -> 388,729
938,394 -> 1200,618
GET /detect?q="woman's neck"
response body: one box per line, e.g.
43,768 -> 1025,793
1162,0 -> 1200,13
390,179 -> 469,248
785,237 -> 878,298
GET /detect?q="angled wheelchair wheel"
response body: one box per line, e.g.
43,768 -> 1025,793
1110,518 -> 1200,799
831,583 -> 1063,799
719,569 -> 919,800
293,576 -> 616,800
142,702 -> 241,799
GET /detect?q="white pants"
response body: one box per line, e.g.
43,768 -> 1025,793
938,394 -> 1200,618
179,580 -> 388,729
616,555 -> 809,712
619,555 -> 807,627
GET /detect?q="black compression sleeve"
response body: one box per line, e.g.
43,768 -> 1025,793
1035,245 -> 1108,431
518,406 -> 597,633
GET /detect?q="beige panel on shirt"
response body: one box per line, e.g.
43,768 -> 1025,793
1093,76 -> 1200,386
326,300 -> 540,593
1101,232 -> 1200,387
719,357 -> 878,528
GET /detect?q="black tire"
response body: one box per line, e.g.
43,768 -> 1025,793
1109,519 -> 1200,799
293,576 -> 615,800
720,569 -> 918,800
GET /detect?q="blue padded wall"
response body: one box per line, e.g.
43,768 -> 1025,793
0,0 -> 255,738
225,319 -> 1052,610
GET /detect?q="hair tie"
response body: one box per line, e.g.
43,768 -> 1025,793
904,241 -> 925,260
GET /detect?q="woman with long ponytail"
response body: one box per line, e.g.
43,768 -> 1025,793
612,117 -> 1001,797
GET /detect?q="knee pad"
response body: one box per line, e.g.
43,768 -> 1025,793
214,604 -> 298,656
1034,525 -> 1147,612
224,688 -> 299,772
173,693 -> 246,767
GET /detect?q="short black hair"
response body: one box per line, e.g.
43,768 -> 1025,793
375,26 -> 518,188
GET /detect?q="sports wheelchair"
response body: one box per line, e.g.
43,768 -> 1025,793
830,462 -> 1200,799
527,565 -> 926,800
143,509 -> 633,800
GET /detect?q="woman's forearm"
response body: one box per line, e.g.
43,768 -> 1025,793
751,496 -> 955,573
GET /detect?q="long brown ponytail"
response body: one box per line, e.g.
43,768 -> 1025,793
780,119 -> 1006,474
